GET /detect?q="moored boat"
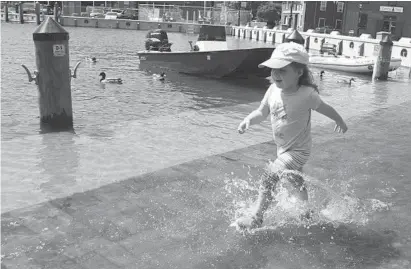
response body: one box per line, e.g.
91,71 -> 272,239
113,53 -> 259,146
309,54 -> 402,74
137,25 -> 273,78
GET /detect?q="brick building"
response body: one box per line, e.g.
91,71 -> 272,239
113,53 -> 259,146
342,1 -> 411,39
281,1 -> 345,32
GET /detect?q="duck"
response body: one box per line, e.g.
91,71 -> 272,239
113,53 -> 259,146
153,72 -> 166,81
319,70 -> 325,80
85,56 -> 97,63
337,78 -> 355,86
99,72 -> 122,84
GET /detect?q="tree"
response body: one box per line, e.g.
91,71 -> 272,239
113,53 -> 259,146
256,2 -> 281,27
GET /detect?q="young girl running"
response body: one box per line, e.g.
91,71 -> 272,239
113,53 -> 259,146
236,42 -> 348,229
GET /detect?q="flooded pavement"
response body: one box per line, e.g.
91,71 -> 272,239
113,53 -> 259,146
2,23 -> 411,268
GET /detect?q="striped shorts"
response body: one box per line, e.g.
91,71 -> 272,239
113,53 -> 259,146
261,149 -> 310,191
272,149 -> 311,172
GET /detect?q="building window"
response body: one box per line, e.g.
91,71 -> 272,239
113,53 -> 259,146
318,17 -> 325,27
335,19 -> 342,29
358,13 -> 368,28
383,16 -> 397,33
320,1 -> 327,11
337,2 -> 344,13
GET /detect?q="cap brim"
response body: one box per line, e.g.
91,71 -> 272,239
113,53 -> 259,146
258,58 -> 292,69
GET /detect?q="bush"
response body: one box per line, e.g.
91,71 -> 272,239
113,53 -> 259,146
256,2 -> 281,24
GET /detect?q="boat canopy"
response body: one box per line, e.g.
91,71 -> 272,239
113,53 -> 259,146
146,29 -> 169,42
198,25 -> 226,42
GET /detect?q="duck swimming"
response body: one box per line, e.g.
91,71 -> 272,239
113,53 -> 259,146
337,78 -> 355,85
153,72 -> 166,81
320,70 -> 325,79
99,72 -> 122,84
86,56 -> 97,63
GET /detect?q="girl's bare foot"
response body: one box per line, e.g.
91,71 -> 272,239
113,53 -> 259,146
235,215 -> 263,229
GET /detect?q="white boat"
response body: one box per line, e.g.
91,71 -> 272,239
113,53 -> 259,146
309,55 -> 402,74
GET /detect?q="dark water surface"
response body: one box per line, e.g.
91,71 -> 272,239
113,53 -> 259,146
2,23 -> 411,268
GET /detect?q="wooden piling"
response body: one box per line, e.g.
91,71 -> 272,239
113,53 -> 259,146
4,4 -> 9,22
372,33 -> 393,81
304,36 -> 310,51
35,2 -> 41,25
19,2 -> 24,24
32,17 -> 74,132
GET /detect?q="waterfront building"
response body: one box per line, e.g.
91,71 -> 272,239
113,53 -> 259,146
281,1 -> 345,32
280,1 -> 305,31
342,1 -> 411,39
59,1 -> 251,25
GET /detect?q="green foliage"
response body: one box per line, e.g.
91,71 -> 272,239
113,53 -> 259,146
256,2 -> 281,23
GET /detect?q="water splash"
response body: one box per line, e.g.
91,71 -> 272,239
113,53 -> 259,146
224,169 -> 390,232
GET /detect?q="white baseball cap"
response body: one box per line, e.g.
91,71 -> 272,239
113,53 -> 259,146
258,42 -> 309,69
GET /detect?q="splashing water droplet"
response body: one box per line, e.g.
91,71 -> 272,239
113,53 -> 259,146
225,170 -> 384,230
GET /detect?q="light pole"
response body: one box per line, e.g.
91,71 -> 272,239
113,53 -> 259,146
332,1 -> 338,31
237,1 -> 241,26
204,1 -> 206,19
357,3 -> 363,36
288,1 -> 294,28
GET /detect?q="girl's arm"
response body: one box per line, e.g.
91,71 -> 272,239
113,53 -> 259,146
238,87 -> 271,134
315,101 -> 348,133
246,105 -> 270,125
238,103 -> 270,134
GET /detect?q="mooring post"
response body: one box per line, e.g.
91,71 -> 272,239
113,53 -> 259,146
285,29 -> 305,45
372,32 -> 393,81
19,2 -> 24,24
4,4 -> 9,22
35,2 -> 41,25
21,17 -> 81,132
53,2 -> 58,22
304,36 -> 310,51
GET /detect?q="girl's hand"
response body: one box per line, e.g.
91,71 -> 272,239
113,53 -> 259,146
334,120 -> 348,133
238,118 -> 250,134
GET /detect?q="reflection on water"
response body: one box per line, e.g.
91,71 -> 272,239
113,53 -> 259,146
38,132 -> 79,193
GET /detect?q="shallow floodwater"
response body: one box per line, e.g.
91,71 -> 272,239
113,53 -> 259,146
2,23 -> 411,268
